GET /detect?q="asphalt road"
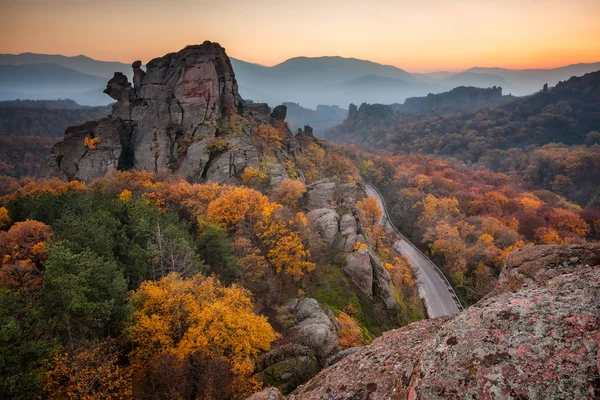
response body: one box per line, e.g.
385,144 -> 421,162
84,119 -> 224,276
364,183 -> 461,318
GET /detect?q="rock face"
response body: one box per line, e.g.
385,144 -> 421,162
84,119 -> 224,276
304,179 -> 397,309
52,41 -> 259,183
284,244 -> 600,400
254,298 -> 339,394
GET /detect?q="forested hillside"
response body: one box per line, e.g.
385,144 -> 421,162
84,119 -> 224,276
0,42 -> 425,400
327,71 -> 600,207
0,100 -> 110,138
340,145 -> 600,304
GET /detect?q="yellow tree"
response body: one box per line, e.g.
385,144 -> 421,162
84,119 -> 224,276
270,179 -> 307,207
357,196 -> 382,227
129,274 -> 277,398
336,313 -> 365,349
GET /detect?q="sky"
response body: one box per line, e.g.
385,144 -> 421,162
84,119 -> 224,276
1,0 -> 599,72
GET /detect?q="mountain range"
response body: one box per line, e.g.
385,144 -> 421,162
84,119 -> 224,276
1,52 -> 599,108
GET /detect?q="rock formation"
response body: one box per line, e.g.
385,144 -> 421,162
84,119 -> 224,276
305,179 -> 397,309
254,298 -> 340,393
51,41 -> 262,183
250,243 -> 600,399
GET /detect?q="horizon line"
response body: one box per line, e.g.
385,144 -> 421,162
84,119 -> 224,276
1,50 -> 599,75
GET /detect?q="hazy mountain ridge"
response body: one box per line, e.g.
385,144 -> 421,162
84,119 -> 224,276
0,52 -> 131,79
1,52 -> 599,109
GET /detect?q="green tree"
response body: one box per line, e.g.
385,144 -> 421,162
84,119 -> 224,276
197,221 -> 239,283
42,243 -> 129,350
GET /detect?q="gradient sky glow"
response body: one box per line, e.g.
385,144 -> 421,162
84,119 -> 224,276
1,0 -> 599,72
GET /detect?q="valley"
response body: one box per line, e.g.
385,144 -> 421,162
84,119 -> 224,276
0,8 -> 599,397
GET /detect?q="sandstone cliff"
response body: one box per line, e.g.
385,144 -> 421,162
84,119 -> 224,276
250,243 -> 600,400
51,41 -> 260,183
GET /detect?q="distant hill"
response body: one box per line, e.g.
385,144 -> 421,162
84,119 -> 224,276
327,70 -> 600,153
326,71 -> 600,205
231,56 -> 443,108
440,72 -> 513,92
0,64 -> 106,93
394,86 -> 514,113
0,52 -> 131,80
0,63 -> 110,105
0,99 -> 111,137
283,102 -> 347,134
1,51 -> 598,109
463,62 -> 600,95
233,57 -> 600,108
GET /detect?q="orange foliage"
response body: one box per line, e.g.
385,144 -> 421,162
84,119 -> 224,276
256,124 -> 286,150
207,187 -> 270,230
83,136 -> 101,150
0,207 -> 10,229
118,189 -> 132,203
255,206 -> 315,280
1,178 -> 86,203
336,313 -> 365,349
386,255 -> 415,288
44,341 -> 132,400
241,167 -> 267,187
0,219 -> 52,293
357,196 -> 382,227
270,179 -> 306,207
129,274 -> 277,397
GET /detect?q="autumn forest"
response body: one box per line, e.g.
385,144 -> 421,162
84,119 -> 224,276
0,31 -> 599,400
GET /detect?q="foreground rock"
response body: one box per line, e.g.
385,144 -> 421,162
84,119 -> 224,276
251,244 -> 600,400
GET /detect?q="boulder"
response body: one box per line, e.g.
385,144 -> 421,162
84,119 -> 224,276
271,105 -> 288,121
369,252 -> 398,309
306,179 -> 336,209
247,387 -> 285,400
291,299 -> 339,361
338,214 -> 357,252
344,250 -> 373,296
290,244 -> 600,400
255,298 -> 340,394
306,208 -> 340,247
270,163 -> 289,186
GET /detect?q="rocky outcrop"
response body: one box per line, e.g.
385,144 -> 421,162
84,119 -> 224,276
271,105 -> 287,121
344,249 -> 373,295
283,244 -> 600,400
255,298 -> 339,394
52,41 -> 261,183
306,208 -> 339,247
304,179 -> 397,309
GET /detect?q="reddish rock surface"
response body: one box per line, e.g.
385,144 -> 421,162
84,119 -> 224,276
52,41 -> 258,183
251,243 -> 600,400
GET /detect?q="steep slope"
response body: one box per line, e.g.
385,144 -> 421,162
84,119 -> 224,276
251,243 -> 600,400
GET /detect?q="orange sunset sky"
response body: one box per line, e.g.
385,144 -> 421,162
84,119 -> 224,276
1,0 -> 599,72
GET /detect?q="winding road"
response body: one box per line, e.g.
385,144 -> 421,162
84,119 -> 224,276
364,183 -> 462,318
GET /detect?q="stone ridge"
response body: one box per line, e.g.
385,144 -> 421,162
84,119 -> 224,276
250,243 -> 600,400
51,41 -> 257,183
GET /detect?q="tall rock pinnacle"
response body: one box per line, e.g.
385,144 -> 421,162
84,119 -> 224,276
51,41 -> 255,183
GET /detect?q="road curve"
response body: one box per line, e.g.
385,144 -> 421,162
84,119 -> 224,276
364,183 -> 462,318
